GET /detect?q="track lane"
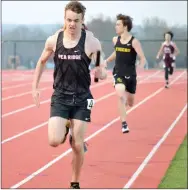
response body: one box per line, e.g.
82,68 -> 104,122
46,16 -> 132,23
18,73 -> 187,189
1,72 -> 160,118
129,109 -> 187,188
2,81 -> 114,140
1,70 -> 184,189
2,81 -> 53,98
2,78 -> 164,188
1,72 -> 159,141
8,72 -> 186,189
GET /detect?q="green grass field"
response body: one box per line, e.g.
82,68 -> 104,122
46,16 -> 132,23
158,135 -> 187,189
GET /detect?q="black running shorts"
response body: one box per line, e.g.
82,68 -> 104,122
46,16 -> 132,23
113,74 -> 137,94
50,92 -> 94,122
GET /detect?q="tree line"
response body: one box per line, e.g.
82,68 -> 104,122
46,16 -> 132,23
2,15 -> 187,69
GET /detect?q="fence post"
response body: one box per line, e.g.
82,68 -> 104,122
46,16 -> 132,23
13,41 -> 17,69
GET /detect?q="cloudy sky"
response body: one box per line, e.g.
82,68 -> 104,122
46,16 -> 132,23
2,1 -> 187,26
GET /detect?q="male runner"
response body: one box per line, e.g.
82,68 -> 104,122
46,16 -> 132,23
105,14 -> 146,133
156,31 -> 179,88
63,22 -> 89,153
32,1 -> 107,189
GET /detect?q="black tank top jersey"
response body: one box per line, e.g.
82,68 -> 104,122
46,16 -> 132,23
113,36 -> 137,77
52,29 -> 92,105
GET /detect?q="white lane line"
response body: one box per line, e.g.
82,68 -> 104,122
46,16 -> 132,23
2,79 -> 112,118
123,103 -> 187,189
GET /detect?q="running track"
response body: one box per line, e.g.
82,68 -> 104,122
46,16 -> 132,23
1,69 -> 187,189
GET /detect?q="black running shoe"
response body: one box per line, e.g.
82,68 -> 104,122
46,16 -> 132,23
70,182 -> 80,189
165,81 -> 169,89
165,84 -> 169,88
122,121 -> 129,133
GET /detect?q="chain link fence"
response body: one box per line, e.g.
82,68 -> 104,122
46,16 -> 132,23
2,39 -> 187,70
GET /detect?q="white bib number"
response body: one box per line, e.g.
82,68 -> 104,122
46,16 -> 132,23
87,99 -> 95,110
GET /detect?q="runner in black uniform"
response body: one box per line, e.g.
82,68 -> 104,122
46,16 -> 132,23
156,31 -> 180,88
105,14 -> 146,133
64,23 -> 89,153
113,36 -> 137,94
51,29 -> 93,122
32,1 -> 107,189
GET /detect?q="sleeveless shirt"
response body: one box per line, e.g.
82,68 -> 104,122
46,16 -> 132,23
113,36 -> 137,77
52,29 -> 93,106
162,41 -> 175,61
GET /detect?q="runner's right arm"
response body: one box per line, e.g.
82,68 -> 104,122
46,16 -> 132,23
156,42 -> 164,59
105,36 -> 117,64
32,36 -> 54,90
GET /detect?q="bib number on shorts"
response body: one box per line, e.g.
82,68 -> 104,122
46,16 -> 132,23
87,99 -> 95,110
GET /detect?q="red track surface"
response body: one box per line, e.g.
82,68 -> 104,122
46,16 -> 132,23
1,69 -> 187,189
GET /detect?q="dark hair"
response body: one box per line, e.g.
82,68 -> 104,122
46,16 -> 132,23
82,23 -> 88,30
65,1 -> 86,18
164,31 -> 174,39
116,14 -> 133,32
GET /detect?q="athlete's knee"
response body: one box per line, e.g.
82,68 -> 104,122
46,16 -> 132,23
71,119 -> 87,153
127,94 -> 135,107
118,95 -> 126,104
116,88 -> 126,103
72,139 -> 83,153
164,68 -> 169,80
127,100 -> 134,107
115,83 -> 125,97
169,67 -> 174,75
71,132 -> 84,153
48,117 -> 68,147
49,138 -> 62,147
48,133 -> 64,147
48,130 -> 67,147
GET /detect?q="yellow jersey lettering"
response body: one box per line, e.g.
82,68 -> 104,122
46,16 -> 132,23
115,47 -> 131,53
